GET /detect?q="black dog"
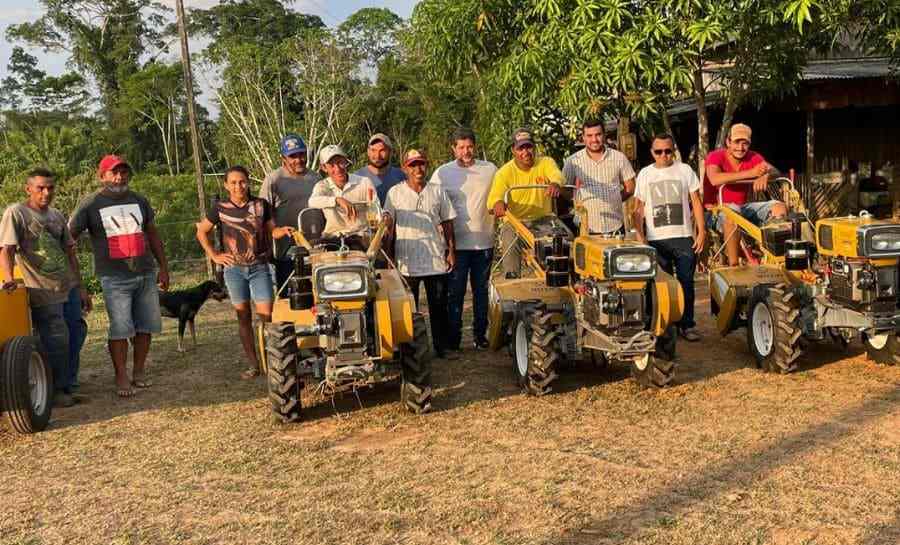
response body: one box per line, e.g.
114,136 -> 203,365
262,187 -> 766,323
159,280 -> 227,352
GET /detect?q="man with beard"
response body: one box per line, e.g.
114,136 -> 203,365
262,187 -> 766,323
260,134 -> 321,288
69,155 -> 170,398
487,128 -> 563,276
1,168 -> 91,407
353,133 -> 406,205
562,118 -> 636,235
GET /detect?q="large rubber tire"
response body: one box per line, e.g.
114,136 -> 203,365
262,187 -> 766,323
863,333 -> 900,366
1,336 -> 52,434
512,305 -> 562,396
401,313 -> 432,414
630,354 -> 675,388
655,324 -> 677,362
265,322 -> 303,423
747,284 -> 802,374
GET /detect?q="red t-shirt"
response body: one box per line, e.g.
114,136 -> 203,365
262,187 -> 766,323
702,149 -> 766,207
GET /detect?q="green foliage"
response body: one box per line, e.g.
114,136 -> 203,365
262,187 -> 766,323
0,47 -> 89,113
337,7 -> 404,69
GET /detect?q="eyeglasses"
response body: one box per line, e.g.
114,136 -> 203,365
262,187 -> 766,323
652,149 -> 674,156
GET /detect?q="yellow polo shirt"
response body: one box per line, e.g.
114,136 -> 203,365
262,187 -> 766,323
487,156 -> 564,221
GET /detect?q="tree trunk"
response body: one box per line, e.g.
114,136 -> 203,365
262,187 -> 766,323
692,66 -> 709,183
715,83 -> 741,150
661,108 -> 682,163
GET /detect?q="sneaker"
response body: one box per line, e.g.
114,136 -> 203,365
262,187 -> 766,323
678,327 -> 701,342
53,391 -> 76,408
473,338 -> 489,350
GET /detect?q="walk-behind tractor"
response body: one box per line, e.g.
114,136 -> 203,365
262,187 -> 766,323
707,178 -> 900,372
259,203 -> 432,423
1,275 -> 53,434
488,185 -> 684,395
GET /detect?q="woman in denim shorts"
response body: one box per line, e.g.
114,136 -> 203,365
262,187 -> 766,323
196,166 -> 294,378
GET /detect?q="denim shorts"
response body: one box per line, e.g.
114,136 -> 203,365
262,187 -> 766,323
223,263 -> 274,305
706,200 -> 779,232
100,272 -> 162,340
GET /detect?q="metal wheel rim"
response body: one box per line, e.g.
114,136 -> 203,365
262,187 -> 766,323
752,302 -> 775,356
868,333 -> 889,350
515,321 -> 529,377
634,354 -> 650,371
29,352 -> 48,415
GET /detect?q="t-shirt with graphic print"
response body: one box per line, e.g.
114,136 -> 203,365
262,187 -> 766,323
0,203 -> 77,307
634,162 -> 701,242
205,197 -> 272,266
69,189 -> 158,279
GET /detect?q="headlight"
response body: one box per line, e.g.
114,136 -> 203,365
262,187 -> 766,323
871,232 -> 900,252
603,246 -> 657,279
321,270 -> 364,293
860,226 -> 900,257
615,254 -> 653,273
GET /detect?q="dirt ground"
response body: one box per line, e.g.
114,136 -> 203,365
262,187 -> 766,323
1,278 -> 899,545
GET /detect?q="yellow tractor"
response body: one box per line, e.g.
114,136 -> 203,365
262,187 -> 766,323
707,178 -> 900,372
487,185 -> 684,394
1,273 -> 53,433
259,203 -> 432,423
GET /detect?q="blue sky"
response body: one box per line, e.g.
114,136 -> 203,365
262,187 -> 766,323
0,0 -> 418,109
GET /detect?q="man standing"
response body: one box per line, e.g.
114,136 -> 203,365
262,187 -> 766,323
1,168 -> 91,407
310,145 -> 378,248
431,128 -> 497,350
703,123 -> 788,266
385,150 -> 458,360
354,133 -> 406,205
487,128 -> 563,276
69,155 -> 170,398
633,135 -> 705,342
259,134 -> 320,288
562,118 -> 636,235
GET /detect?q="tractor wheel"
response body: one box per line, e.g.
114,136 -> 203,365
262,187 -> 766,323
401,313 -> 433,414
630,354 -> 675,388
512,305 -> 561,396
265,322 -> 303,423
863,333 -> 900,366
655,324 -> 678,362
1,336 -> 52,434
747,284 -> 802,374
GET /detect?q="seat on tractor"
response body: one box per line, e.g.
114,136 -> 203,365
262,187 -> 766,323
301,208 -> 327,245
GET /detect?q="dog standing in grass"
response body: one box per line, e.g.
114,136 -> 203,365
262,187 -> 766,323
158,280 -> 227,352
196,166 -> 295,379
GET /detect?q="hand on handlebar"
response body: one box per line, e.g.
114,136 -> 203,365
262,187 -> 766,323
752,175 -> 769,193
750,162 -> 769,178
336,197 -> 357,220
493,201 -> 507,218
545,183 -> 560,198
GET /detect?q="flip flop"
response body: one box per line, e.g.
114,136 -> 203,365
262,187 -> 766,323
117,387 -> 135,398
240,367 -> 260,380
131,378 -> 152,388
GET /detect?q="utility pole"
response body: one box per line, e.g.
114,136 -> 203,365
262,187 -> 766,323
176,0 -> 213,279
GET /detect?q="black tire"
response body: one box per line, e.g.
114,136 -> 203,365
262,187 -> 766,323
630,354 -> 675,388
863,333 -> 900,366
265,322 -> 303,423
1,336 -> 52,434
512,305 -> 562,396
747,284 -> 802,374
401,313 -> 432,414
655,324 -> 677,362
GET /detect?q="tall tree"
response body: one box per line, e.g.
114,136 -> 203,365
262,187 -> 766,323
0,47 -> 90,113
338,8 -> 404,70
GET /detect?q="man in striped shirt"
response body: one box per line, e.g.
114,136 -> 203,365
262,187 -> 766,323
562,119 -> 636,235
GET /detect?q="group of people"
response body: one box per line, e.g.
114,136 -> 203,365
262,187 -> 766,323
0,119 -> 785,404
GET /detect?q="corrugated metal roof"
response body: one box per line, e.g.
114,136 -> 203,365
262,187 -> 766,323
801,57 -> 893,80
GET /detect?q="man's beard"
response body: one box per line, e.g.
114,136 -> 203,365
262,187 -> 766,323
369,159 -> 388,169
104,183 -> 128,194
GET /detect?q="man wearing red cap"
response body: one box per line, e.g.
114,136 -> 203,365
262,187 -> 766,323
69,155 -> 170,398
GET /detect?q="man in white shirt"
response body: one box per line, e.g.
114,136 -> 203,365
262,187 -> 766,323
562,118 -> 636,235
309,145 -> 378,250
633,134 -> 706,342
430,128 -> 497,350
385,149 -> 458,360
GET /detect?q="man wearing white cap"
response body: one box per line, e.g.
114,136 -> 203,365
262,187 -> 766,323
309,145 -> 379,249
354,133 -> 406,205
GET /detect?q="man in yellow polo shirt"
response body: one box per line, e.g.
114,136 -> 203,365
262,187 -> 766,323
488,127 -> 563,276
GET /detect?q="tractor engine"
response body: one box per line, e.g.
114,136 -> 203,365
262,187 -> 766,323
826,258 -> 898,313
581,280 -> 646,335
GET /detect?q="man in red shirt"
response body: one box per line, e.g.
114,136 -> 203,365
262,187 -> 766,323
703,123 -> 787,265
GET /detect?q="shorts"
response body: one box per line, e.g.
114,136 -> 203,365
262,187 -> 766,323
100,272 -> 162,340
706,200 -> 780,232
223,263 -> 274,305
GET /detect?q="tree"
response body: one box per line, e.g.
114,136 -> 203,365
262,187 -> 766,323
0,47 -> 89,114
338,8 -> 404,70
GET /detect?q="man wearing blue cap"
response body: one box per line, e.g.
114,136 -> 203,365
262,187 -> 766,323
260,134 -> 321,288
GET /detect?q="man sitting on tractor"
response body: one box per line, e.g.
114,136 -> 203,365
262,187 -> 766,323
703,123 -> 788,266
487,128 -> 563,276
309,145 -> 379,251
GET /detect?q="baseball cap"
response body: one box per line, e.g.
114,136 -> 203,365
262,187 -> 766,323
511,128 -> 534,149
97,154 -> 130,176
280,134 -> 307,157
729,123 -> 752,143
319,145 -> 349,166
402,149 -> 428,167
367,133 -> 393,149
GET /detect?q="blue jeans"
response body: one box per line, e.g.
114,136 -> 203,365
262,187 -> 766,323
32,303 -> 71,394
223,263 -> 274,305
62,286 -> 88,387
448,248 -> 493,348
100,272 -> 162,340
649,237 -> 697,329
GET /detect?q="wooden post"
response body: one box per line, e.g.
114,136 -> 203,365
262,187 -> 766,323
176,0 -> 213,279
806,109 -> 814,214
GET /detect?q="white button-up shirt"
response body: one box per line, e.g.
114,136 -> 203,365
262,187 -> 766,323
384,182 -> 457,277
309,174 -> 377,237
562,147 -> 636,233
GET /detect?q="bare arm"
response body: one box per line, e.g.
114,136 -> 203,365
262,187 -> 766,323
64,243 -> 92,312
196,218 -> 235,266
632,198 -> 647,243
706,162 -> 770,187
622,177 -> 635,201
690,191 -> 706,253
0,245 -> 17,290
440,220 -> 456,271
145,222 -> 170,291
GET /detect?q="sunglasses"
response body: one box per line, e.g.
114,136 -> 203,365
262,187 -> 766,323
652,149 -> 674,156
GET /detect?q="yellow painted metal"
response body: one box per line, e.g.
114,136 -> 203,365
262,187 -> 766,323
572,235 -> 646,279
375,268 -> 414,357
815,216 -> 900,258
270,298 -> 319,349
708,265 -> 797,336
332,300 -> 366,311
0,282 -> 32,344
651,270 -> 684,336
502,214 -> 536,249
